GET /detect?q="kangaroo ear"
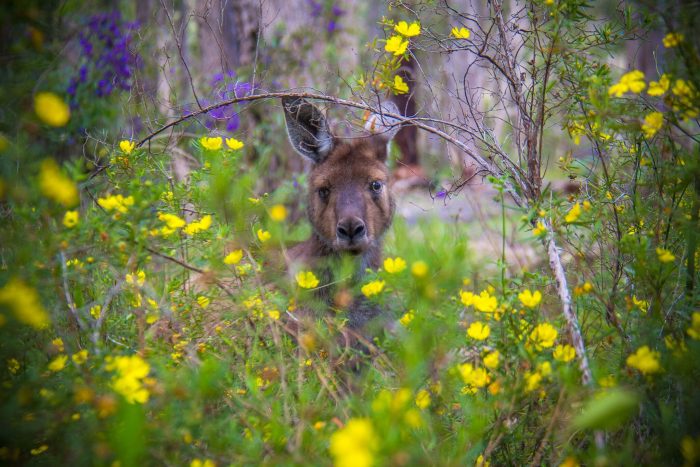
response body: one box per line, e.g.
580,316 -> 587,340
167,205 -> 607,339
282,97 -> 334,164
364,101 -> 402,144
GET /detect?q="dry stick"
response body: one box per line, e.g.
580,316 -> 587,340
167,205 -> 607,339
59,251 -> 86,331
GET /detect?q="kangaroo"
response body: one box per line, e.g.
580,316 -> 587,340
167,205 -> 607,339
281,97 -> 400,330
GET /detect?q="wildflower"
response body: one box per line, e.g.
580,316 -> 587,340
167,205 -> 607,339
656,247 -> 675,263
529,322 -> 558,350
296,271 -> 320,289
632,295 -> 649,313
0,278 -> 50,329
524,371 -> 542,392
626,345 -> 661,375
39,159 -> 79,207
200,136 -> 223,150
518,289 -> 542,308
394,21 -> 421,37
225,137 -> 244,150
48,355 -> 68,372
63,210 -> 79,228
197,296 -> 210,309
267,310 -> 280,320
224,250 -> 244,265
476,454 -> 490,467
565,202 -> 582,223
415,389 -> 431,409
72,350 -> 88,365
642,112 -> 664,138
393,75 -> 409,95
384,257 -> 407,273
399,310 -> 415,326
460,290 -> 475,307
191,460 -> 216,467
451,27 -> 471,39
30,445 -> 49,456
108,355 -> 151,404
553,344 -> 575,362
98,194 -> 134,214
608,70 -> 646,97
473,290 -> 498,313
125,270 -> 146,287
52,338 -> 65,352
533,221 -> 546,236
687,312 -> 700,340
329,418 -> 378,467
183,215 -> 212,235
648,74 -> 670,96
8,358 -> 20,374
467,321 -> 490,340
34,92 -> 70,126
257,229 -> 271,242
681,435 -> 700,467
483,350 -> 500,369
468,367 -> 491,388
361,280 -> 386,298
411,261 -> 428,278
269,204 -> 287,222
662,32 -> 684,48
119,140 -> 136,154
385,35 -> 409,56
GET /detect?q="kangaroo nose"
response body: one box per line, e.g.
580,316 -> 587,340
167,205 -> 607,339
336,217 -> 366,243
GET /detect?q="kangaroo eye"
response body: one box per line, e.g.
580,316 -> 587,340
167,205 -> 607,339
370,181 -> 383,193
318,187 -> 330,200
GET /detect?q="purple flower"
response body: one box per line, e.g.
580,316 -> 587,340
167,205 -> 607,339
308,0 -> 322,17
327,20 -> 338,33
332,5 -> 344,16
436,190 -> 447,199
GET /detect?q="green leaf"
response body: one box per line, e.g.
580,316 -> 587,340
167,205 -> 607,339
573,389 -> 639,431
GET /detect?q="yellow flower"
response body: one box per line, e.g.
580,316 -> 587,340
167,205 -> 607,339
686,312 -> 700,340
126,270 -> 146,287
632,295 -> 649,313
451,27 -> 471,39
200,136 -> 223,150
361,280 -> 386,298
257,229 -> 271,242
267,309 -> 280,320
108,355 -> 151,404
183,215 -> 212,235
642,112 -> 664,138
30,445 -> 49,456
411,261 -> 428,278
394,21 -> 421,37
52,337 -> 65,352
533,221 -> 547,236
385,35 -> 409,56
296,271 -> 320,289
483,350 -> 500,369
559,457 -> 580,467
626,345 -> 661,374
191,460 -> 216,467
415,389 -> 431,409
0,278 -> 50,329
468,367 -> 491,388
518,289 -> 542,308
383,257 -> 407,273
393,75 -> 409,95
8,358 -> 20,374
524,371 -> 542,392
72,350 -> 88,365
681,435 -> 700,467
48,354 -> 68,372
662,32 -> 684,48
399,310 -> 415,326
467,321 -> 490,340
158,212 -> 186,230
119,140 -> 136,154
473,290 -> 498,313
565,202 -> 582,223
98,194 -> 135,214
224,249 -> 244,265
608,70 -> 646,97
656,247 -> 675,263
647,74 -> 670,96
34,92 -> 70,127
529,322 -> 558,350
329,418 -> 378,467
63,210 -> 79,228
89,305 -> 101,319
476,454 -> 490,467
553,344 -> 576,362
460,291 -> 475,307
197,296 -> 210,309
225,137 -> 244,150
269,204 -> 287,222
39,159 -> 79,207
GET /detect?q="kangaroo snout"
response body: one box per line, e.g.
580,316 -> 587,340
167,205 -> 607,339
336,216 -> 367,244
